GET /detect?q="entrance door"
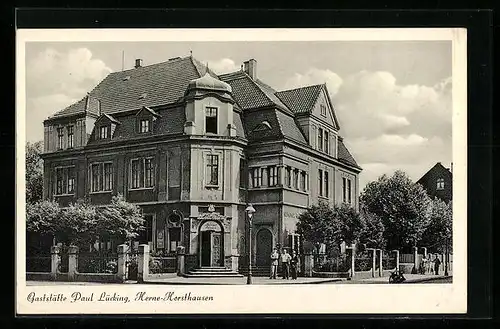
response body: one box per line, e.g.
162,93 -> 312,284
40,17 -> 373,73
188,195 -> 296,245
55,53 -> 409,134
211,232 -> 222,267
201,231 -> 211,267
256,229 -> 273,267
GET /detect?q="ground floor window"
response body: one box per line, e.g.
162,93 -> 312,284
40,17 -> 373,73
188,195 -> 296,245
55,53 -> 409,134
139,214 -> 154,247
168,227 -> 182,253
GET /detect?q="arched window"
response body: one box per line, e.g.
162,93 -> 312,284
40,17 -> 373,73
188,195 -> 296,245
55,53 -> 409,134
437,178 -> 445,190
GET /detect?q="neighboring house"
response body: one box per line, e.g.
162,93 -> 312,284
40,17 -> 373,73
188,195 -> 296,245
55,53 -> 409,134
416,162 -> 453,203
40,56 -> 361,272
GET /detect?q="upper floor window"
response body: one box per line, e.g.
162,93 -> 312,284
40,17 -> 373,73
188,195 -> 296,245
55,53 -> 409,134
318,128 -> 323,151
205,107 -> 218,134
139,119 -> 151,133
293,169 -> 299,190
206,154 -> 219,186
324,131 -> 329,154
268,166 -> 278,187
130,157 -> 155,189
436,178 -> 445,190
324,171 -> 329,198
55,166 -> 75,195
99,125 -> 110,139
320,104 -> 327,117
57,128 -> 64,150
318,169 -> 323,197
90,162 -> 113,192
343,177 -> 352,204
300,171 -> 307,191
67,126 -> 74,149
252,167 -> 263,188
285,167 -> 292,187
239,158 -> 247,188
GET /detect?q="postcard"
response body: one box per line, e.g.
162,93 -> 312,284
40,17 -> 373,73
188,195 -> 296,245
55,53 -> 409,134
17,27 -> 467,315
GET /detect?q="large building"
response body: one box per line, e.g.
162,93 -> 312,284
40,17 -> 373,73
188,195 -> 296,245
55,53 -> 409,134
41,55 -> 361,272
416,162 -> 453,203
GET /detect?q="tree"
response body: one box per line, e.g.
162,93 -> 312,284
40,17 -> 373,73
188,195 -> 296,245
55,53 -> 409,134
358,207 -> 386,249
419,198 -> 452,253
26,195 -> 145,250
360,170 -> 432,251
26,141 -> 44,204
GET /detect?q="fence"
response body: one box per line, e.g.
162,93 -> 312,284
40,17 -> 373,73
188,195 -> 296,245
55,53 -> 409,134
313,253 -> 350,272
149,253 -> 177,274
354,251 -> 372,272
78,251 -> 118,274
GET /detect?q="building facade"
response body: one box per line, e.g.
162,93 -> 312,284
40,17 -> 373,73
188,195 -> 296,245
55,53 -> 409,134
416,162 -> 453,203
41,56 -> 362,271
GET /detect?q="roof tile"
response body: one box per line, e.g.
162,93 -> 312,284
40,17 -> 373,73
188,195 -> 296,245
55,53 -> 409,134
275,84 -> 323,114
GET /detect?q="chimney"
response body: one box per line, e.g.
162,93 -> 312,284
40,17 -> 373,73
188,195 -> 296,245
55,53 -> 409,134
135,58 -> 143,68
243,59 -> 257,79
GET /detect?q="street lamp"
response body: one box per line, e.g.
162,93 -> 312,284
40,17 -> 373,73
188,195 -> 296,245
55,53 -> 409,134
245,204 -> 256,284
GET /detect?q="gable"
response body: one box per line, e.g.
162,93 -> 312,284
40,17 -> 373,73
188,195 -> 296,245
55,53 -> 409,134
310,88 -> 339,130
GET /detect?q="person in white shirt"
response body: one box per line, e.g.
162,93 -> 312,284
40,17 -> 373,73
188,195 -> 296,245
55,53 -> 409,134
280,248 -> 291,279
269,248 -> 279,279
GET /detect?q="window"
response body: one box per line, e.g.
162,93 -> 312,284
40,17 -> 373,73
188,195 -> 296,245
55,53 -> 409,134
205,107 -> 218,134
139,215 -> 154,244
168,227 -> 182,252
318,128 -> 323,151
300,171 -> 307,191
55,166 -> 75,195
139,119 -> 151,133
324,171 -> 329,198
437,178 -> 445,190
206,154 -> 219,186
320,104 -> 327,116
57,128 -> 64,149
324,131 -> 329,154
239,158 -> 247,188
130,158 -> 155,189
293,169 -> 299,189
67,126 -> 74,148
343,177 -> 352,204
285,167 -> 292,187
90,162 -> 113,192
252,167 -> 262,188
318,169 -> 323,197
99,125 -> 109,139
268,166 -> 278,187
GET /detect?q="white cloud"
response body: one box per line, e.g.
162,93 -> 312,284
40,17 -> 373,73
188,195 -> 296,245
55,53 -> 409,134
25,48 -> 112,142
206,58 -> 239,74
282,68 -> 343,95
285,68 -> 452,190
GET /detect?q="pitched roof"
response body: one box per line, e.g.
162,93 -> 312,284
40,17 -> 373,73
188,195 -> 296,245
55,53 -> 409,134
337,138 -> 360,169
416,162 -> 452,184
50,56 -> 209,118
243,108 -> 306,144
275,84 -> 323,114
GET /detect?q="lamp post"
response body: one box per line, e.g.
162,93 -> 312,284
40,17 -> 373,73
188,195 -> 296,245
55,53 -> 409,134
444,228 -> 450,276
245,204 -> 256,284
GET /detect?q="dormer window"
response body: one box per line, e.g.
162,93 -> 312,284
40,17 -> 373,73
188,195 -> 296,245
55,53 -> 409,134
205,107 -> 218,134
140,119 -> 151,133
99,125 -> 109,139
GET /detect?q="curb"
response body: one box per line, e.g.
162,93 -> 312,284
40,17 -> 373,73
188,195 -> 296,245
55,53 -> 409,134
403,275 -> 452,284
143,278 -> 345,285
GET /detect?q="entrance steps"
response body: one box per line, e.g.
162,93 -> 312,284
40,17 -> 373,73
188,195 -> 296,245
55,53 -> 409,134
183,267 -> 244,278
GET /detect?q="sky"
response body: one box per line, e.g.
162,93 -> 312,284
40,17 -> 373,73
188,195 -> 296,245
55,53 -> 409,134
24,40 -> 452,191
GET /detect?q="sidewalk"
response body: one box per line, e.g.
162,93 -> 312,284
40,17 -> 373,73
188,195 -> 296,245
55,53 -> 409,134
354,272 -> 452,284
144,274 -> 344,285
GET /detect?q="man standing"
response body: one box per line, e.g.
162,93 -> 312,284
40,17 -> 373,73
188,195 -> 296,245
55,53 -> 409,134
433,254 -> 441,275
280,248 -> 291,279
269,248 -> 279,279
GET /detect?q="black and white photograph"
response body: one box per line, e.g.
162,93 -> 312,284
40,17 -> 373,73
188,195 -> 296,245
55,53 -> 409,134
17,28 -> 467,314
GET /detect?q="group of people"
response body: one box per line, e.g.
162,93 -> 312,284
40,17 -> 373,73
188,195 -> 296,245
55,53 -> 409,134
269,248 -> 299,280
420,254 -> 443,275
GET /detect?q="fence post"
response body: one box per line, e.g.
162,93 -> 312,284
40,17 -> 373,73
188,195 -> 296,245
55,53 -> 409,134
412,246 -> 418,274
137,244 -> 149,283
176,245 -> 185,276
116,244 -> 128,283
350,244 -> 356,279
68,245 -> 79,281
378,249 -> 383,277
422,247 -> 427,258
370,249 -> 376,278
50,245 -> 61,280
392,250 -> 399,271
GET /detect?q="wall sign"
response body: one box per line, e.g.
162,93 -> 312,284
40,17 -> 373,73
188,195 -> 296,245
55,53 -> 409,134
157,229 -> 164,249
200,220 -> 222,232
